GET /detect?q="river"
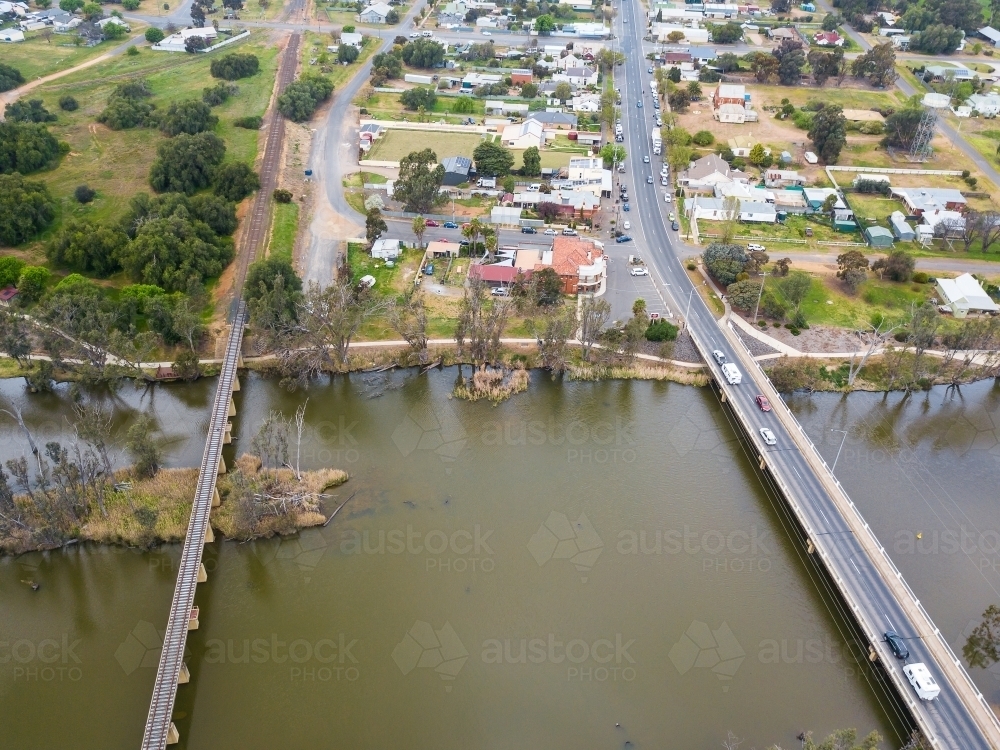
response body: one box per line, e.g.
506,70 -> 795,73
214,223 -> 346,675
2,371 -> 996,749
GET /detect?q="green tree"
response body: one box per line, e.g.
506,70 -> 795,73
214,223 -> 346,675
202,82 -> 237,106
4,99 -> 56,124
798,728 -> 881,750
0,122 -> 62,175
149,132 -> 227,194
126,415 -> 161,478
58,95 -> 78,111
473,139 -> 515,177
522,146 -> 541,176
277,75 -> 334,122
160,99 -> 218,137
822,12 -> 844,30
749,51 -> 778,82
411,215 -> 427,249
709,21 -> 743,43
213,162 -> 261,202
692,130 -> 714,146
850,42 -> 897,88
0,257 -> 26,288
16,266 -> 50,304
520,82 -> 539,98
687,81 -> 702,100
807,47 -> 845,87
145,27 -> 165,43
366,207 -> 387,244
46,219 -> 128,276
400,86 -> 437,111
337,43 -> 359,64
702,243 -> 748,286
726,279 -> 764,311
534,14 -> 556,33
401,38 -> 445,68
964,604 -> 1000,669
0,174 -> 56,245
554,81 -> 572,102
667,66 -> 681,83
808,105 -> 847,164
715,52 -> 741,72
102,21 -> 128,40
97,78 -> 157,130
925,0 -> 983,32
599,143 -> 626,168
245,256 -> 302,328
210,53 -> 260,80
779,271 -> 812,315
773,39 -> 806,85
871,249 -> 914,282
910,24 -> 965,54
0,64 -> 25,93
118,215 -> 234,290
748,143 -> 766,165
668,89 -> 691,112
393,148 -> 445,213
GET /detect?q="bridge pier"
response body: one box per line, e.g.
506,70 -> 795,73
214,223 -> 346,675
228,397 -> 236,418
758,455 -> 766,470
197,563 -> 208,583
807,538 -> 815,554
212,487 -> 221,507
218,455 -> 227,475
204,525 -> 214,544
232,375 -> 240,392
223,422 -> 232,445
167,723 -> 179,745
188,606 -> 200,631
178,663 -> 190,685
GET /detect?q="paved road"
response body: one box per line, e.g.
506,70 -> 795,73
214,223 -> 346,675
617,1 -> 998,747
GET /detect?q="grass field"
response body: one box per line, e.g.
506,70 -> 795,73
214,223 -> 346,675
0,33 -> 129,81
749,84 -> 904,112
8,33 -> 279,257
367,130 -> 487,161
766,274 -> 934,328
268,201 -> 299,262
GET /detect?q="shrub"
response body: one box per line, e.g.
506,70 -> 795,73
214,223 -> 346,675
686,262 -> 696,271
912,271 -> 929,283
0,122 -> 62,175
0,257 -> 26,287
213,162 -> 260,202
0,173 -> 56,245
160,99 -> 217,136
74,184 -> 96,203
148,132 -> 226,194
400,86 -> 437,111
692,130 -> 714,146
4,99 -> 56,124
122,0 -> 140,9
203,82 -> 237,106
16,265 -> 49,303
0,64 -> 25,94
58,96 -> 79,112
145,27 -> 165,43
273,188 -> 293,203
126,45 -> 140,56
210,53 -> 260,81
97,78 -> 157,130
645,319 -> 678,342
337,44 -> 359,64
277,75 -> 334,122
233,115 -> 263,129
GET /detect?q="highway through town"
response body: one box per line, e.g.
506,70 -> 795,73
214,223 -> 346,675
614,0 -> 999,747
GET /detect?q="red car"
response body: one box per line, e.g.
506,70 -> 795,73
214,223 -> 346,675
755,395 -> 771,412
424,219 -> 440,227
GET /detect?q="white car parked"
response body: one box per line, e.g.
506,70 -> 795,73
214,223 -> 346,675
630,267 -> 649,277
747,242 -> 766,252
623,221 -> 631,229
759,427 -> 776,446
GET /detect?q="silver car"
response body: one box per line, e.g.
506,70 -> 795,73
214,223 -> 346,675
759,428 -> 777,446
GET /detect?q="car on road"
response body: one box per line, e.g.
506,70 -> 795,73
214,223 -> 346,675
655,117 -> 662,127
759,427 -> 776,446
671,221 -> 679,231
459,239 -> 470,247
424,219 -> 440,227
664,193 -> 671,203
747,242 -> 766,252
443,221 -> 458,229
615,235 -> 632,243
409,31 -> 420,37
722,362 -> 742,384
623,221 -> 631,229
623,203 -> 630,211
562,228 -> 578,236
636,101 -> 642,108
630,266 -> 648,276
653,100 -> 660,109
643,155 -> 650,163
660,176 -> 668,186
521,226 -> 537,234
544,228 -> 557,235
904,663 -> 940,701
712,350 -> 726,364
648,66 -> 653,73
482,30 -> 492,35
884,631 -> 909,660
647,175 -> 653,183
668,212 -> 675,221
755,395 -> 771,412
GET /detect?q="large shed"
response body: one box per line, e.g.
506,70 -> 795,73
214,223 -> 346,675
890,211 -> 915,241
865,226 -> 894,247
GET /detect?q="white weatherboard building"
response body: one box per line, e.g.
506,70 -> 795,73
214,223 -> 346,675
152,26 -> 218,51
371,238 -> 401,259
935,273 -> 1000,318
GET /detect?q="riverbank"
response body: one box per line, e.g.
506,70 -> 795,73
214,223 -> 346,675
0,461 -> 349,556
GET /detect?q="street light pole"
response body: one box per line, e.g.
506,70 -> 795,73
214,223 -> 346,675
752,271 -> 767,325
830,429 -> 848,473
685,281 -> 705,323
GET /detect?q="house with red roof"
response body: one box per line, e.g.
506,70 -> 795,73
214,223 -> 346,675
813,31 -> 843,46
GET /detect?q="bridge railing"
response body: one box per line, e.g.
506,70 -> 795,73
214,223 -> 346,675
725,321 -> 1000,744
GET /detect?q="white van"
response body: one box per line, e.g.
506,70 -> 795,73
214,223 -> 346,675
903,663 -> 940,700
721,363 -> 742,385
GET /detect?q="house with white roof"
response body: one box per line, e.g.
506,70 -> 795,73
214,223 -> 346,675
571,93 -> 601,112
359,2 -> 393,23
0,28 -> 25,42
967,93 -> 1000,116
714,182 -> 775,203
891,187 -> 967,216
684,196 -> 777,223
501,119 -> 545,149
678,153 -> 750,190
935,273 -> 1000,317
552,66 -> 598,88
371,238 -> 401,259
152,25 -> 218,52
341,31 -> 364,47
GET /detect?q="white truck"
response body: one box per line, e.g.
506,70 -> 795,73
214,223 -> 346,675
651,131 -> 662,156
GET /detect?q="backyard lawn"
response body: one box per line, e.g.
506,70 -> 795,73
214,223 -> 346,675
366,130 -> 487,161
14,33 -> 279,255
